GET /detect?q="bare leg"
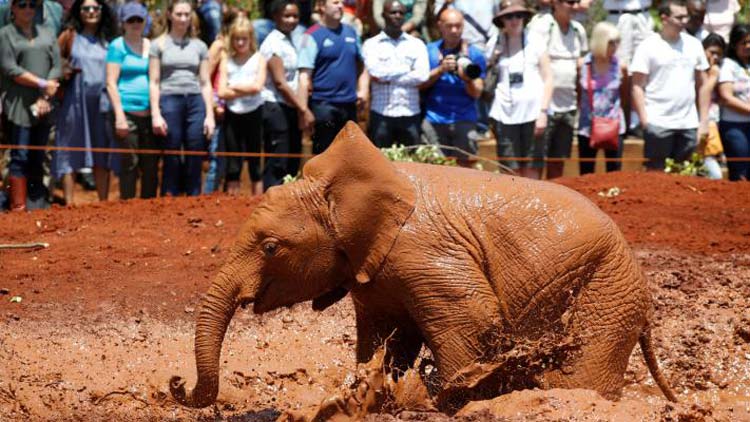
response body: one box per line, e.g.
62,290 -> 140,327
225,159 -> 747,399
251,180 -> 263,196
62,173 -> 74,206
93,166 -> 110,201
226,180 -> 240,196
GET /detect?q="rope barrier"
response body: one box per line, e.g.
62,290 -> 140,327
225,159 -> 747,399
1,143 -> 748,162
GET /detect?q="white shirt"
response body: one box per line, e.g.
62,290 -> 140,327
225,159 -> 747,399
259,29 -> 299,105
704,0 -> 740,42
488,31 -> 546,125
630,32 -> 709,129
529,14 -> 588,112
718,58 -> 750,122
433,0 -> 500,48
363,31 -> 429,117
226,52 -> 264,114
602,0 -> 651,11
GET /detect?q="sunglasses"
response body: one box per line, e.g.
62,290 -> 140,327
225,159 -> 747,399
15,1 -> 37,9
81,5 -> 101,13
125,16 -> 145,24
502,12 -> 526,20
562,0 -> 580,4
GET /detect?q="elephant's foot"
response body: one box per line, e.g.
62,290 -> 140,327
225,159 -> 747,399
278,347 -> 435,422
435,332 -> 581,414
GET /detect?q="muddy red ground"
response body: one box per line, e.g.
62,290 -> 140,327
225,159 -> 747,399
1,172 -> 749,421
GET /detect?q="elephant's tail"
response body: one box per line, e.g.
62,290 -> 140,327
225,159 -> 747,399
639,326 -> 678,402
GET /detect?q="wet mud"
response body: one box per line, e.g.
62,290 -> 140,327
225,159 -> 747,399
1,172 -> 749,421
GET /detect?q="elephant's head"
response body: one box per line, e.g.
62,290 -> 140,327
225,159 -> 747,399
170,122 -> 416,408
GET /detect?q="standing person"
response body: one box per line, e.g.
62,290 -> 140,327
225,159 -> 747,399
685,0 -> 708,40
203,7 -> 244,194
53,0 -> 116,205
106,1 -> 158,199
487,0 -> 552,179
218,16 -> 266,195
630,0 -> 710,171
297,0 -> 369,154
149,0 -> 214,197
577,22 -> 627,175
604,0 -> 653,65
529,0 -> 588,179
0,0 -> 61,211
703,0 -> 739,42
420,8 -> 485,166
0,0 -> 63,34
260,0 -> 305,188
717,24 -> 750,181
699,33 -> 725,180
371,0 -> 425,37
197,0 -> 222,45
363,0 -> 429,148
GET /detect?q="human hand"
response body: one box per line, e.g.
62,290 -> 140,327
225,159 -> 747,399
441,55 -> 457,74
300,108 -> 315,133
115,114 -> 129,139
152,114 -> 168,136
203,115 -> 215,139
44,80 -> 60,98
357,89 -> 369,110
34,97 -> 52,117
534,113 -> 547,138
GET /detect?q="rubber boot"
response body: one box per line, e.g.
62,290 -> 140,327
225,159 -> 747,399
9,176 -> 27,212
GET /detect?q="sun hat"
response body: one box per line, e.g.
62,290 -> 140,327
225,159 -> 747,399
492,0 -> 533,28
119,1 -> 148,22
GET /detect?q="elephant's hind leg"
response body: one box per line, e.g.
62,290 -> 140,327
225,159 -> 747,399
540,267 -> 649,399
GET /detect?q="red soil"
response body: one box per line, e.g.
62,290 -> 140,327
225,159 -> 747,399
0,171 -> 749,421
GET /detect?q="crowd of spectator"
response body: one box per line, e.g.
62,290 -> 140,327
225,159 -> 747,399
1,0 -> 749,212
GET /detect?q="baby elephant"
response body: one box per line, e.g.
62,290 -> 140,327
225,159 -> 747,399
170,122 -> 677,411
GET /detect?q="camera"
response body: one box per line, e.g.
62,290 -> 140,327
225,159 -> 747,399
509,72 -> 524,85
446,54 -> 482,79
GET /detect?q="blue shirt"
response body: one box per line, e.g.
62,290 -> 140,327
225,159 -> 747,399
298,23 -> 361,103
106,37 -> 149,112
424,40 -> 486,124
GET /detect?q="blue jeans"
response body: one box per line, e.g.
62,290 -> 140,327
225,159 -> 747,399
7,120 -> 50,205
718,120 -> 750,181
203,124 -> 225,194
160,94 -> 206,196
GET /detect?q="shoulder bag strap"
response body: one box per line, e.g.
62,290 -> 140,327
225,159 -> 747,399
587,61 -> 594,114
463,12 -> 490,42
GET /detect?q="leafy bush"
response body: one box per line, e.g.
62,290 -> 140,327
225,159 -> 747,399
283,144 -> 458,184
664,153 -> 708,177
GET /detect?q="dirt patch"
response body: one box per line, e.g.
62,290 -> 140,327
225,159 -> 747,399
1,172 -> 749,421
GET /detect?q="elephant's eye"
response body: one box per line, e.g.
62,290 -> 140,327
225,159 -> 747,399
262,241 -> 278,257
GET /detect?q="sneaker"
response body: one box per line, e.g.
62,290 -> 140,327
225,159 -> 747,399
76,172 -> 97,191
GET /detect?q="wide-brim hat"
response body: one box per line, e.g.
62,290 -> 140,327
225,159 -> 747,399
492,0 -> 533,28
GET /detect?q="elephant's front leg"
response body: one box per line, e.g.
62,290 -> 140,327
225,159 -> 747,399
354,301 -> 424,375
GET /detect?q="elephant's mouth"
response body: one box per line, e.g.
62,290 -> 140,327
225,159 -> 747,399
311,286 -> 350,311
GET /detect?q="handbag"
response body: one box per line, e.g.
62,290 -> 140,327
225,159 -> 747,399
587,61 -> 619,151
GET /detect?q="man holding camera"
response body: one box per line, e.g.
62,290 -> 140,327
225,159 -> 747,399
420,8 -> 486,166
363,0 -> 430,148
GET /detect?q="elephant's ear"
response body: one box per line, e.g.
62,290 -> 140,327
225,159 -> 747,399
302,121 -> 416,284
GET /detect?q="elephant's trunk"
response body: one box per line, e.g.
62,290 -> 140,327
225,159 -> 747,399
170,273 -> 244,408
